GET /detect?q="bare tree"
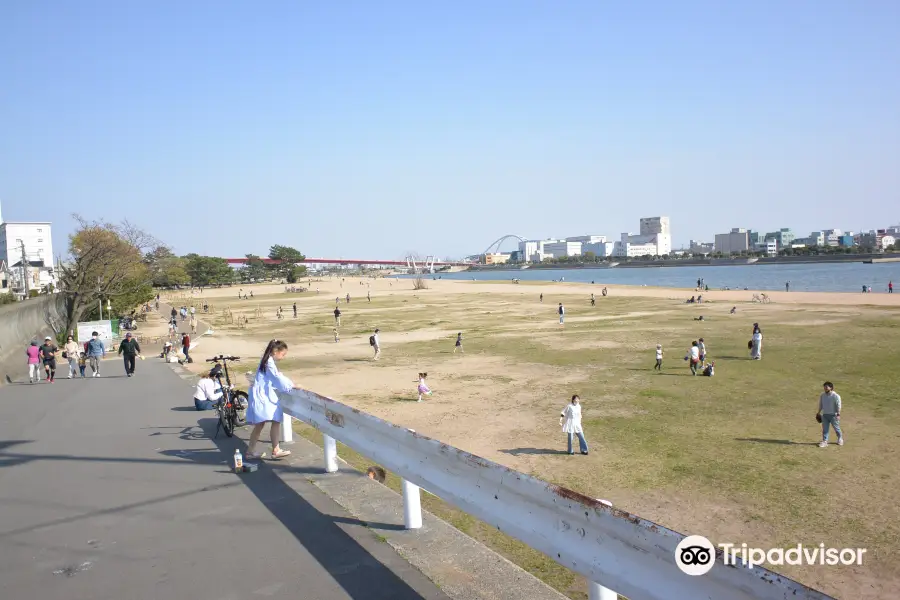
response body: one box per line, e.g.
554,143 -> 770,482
57,215 -> 163,332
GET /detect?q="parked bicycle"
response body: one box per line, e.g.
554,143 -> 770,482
206,355 -> 249,438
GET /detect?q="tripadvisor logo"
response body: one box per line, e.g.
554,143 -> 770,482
675,535 -> 867,576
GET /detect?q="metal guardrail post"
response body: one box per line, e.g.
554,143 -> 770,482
323,434 -> 338,473
280,415 -> 293,443
402,479 -> 423,529
588,581 -> 617,600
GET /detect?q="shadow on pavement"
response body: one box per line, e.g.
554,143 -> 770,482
198,417 -> 433,600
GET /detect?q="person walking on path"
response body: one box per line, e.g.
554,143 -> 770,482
558,303 -> 565,326
370,328 -> 381,360
26,341 -> 41,383
86,331 -> 105,377
654,344 -> 663,371
39,336 -> 58,383
560,395 -> 589,455
181,332 -> 192,363
64,335 -> 81,379
334,306 -> 341,327
689,341 -> 701,375
454,332 -> 464,353
190,314 -> 197,334
246,339 -> 298,460
118,332 -> 142,377
817,382 -> 843,448
171,307 -> 177,322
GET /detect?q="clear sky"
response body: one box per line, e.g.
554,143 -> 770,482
2,1 -> 898,260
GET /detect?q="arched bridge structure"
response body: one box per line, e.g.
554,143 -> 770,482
483,234 -> 526,256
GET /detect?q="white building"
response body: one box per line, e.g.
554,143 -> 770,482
612,216 -> 672,257
0,205 -> 56,293
542,241 -> 582,259
518,239 -> 565,262
714,228 -> 750,254
583,241 -> 615,257
565,235 -> 607,244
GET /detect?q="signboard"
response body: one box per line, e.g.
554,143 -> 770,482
76,320 -> 114,350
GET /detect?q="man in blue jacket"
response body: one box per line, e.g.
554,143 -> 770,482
86,331 -> 106,378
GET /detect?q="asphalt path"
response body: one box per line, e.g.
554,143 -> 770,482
0,359 -> 448,600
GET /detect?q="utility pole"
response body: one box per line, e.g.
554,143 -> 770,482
20,240 -> 28,297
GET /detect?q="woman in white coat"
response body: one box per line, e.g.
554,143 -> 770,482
560,395 -> 589,455
750,323 -> 763,360
246,339 -> 299,459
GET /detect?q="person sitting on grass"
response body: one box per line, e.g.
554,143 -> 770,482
702,361 -> 715,377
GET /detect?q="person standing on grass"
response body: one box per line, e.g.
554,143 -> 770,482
454,332 -> 463,353
698,338 -> 707,366
540,293 -> 543,303
689,341 -> 700,375
750,324 -> 763,360
367,290 -> 371,303
86,331 -> 105,377
889,281 -> 893,294
64,335 -> 80,379
817,382 -> 843,448
40,336 -> 58,383
118,332 -> 142,377
590,293 -> 595,306
559,395 -> 589,455
346,293 -> 351,304
334,306 -> 341,327
246,339 -> 298,460
333,328 -> 340,343
371,328 -> 381,360
293,303 -> 297,318
558,303 -> 565,326
654,344 -> 663,371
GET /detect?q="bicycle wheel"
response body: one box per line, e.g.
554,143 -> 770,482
232,390 -> 249,426
220,390 -> 235,437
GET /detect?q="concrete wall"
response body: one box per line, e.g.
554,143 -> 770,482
0,294 -> 68,385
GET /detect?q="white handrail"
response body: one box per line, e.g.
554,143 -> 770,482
275,387 -> 832,600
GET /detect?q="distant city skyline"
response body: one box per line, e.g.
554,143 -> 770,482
2,3 -> 898,260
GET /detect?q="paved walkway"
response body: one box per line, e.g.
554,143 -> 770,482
0,360 -> 449,600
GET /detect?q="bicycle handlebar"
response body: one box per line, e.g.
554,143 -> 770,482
205,355 -> 241,362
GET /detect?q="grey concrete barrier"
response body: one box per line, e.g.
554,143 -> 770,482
0,294 -> 68,385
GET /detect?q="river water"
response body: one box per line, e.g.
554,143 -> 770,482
422,262 -> 900,293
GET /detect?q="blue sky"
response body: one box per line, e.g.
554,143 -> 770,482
2,1 -> 898,260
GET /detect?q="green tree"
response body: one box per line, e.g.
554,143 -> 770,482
145,247 -> 189,287
268,245 -> 308,282
242,254 -> 268,282
184,254 -> 235,286
57,216 -> 158,332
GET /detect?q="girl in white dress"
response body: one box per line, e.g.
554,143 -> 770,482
559,395 -> 589,455
246,339 -> 298,459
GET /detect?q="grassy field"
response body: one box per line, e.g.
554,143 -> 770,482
191,281 -> 900,599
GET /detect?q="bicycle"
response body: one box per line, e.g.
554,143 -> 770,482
206,355 -> 249,438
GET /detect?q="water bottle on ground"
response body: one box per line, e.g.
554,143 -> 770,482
234,449 -> 243,473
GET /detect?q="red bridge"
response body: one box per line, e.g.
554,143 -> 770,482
224,257 -> 472,267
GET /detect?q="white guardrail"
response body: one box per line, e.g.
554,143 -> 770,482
274,388 -> 832,600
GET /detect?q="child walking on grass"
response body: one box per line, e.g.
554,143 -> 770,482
654,344 -> 663,371
417,372 -> 433,402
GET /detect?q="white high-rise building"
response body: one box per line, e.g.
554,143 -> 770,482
0,203 -> 56,293
614,216 -> 672,257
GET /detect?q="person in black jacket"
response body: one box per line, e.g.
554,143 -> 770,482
118,333 -> 143,377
